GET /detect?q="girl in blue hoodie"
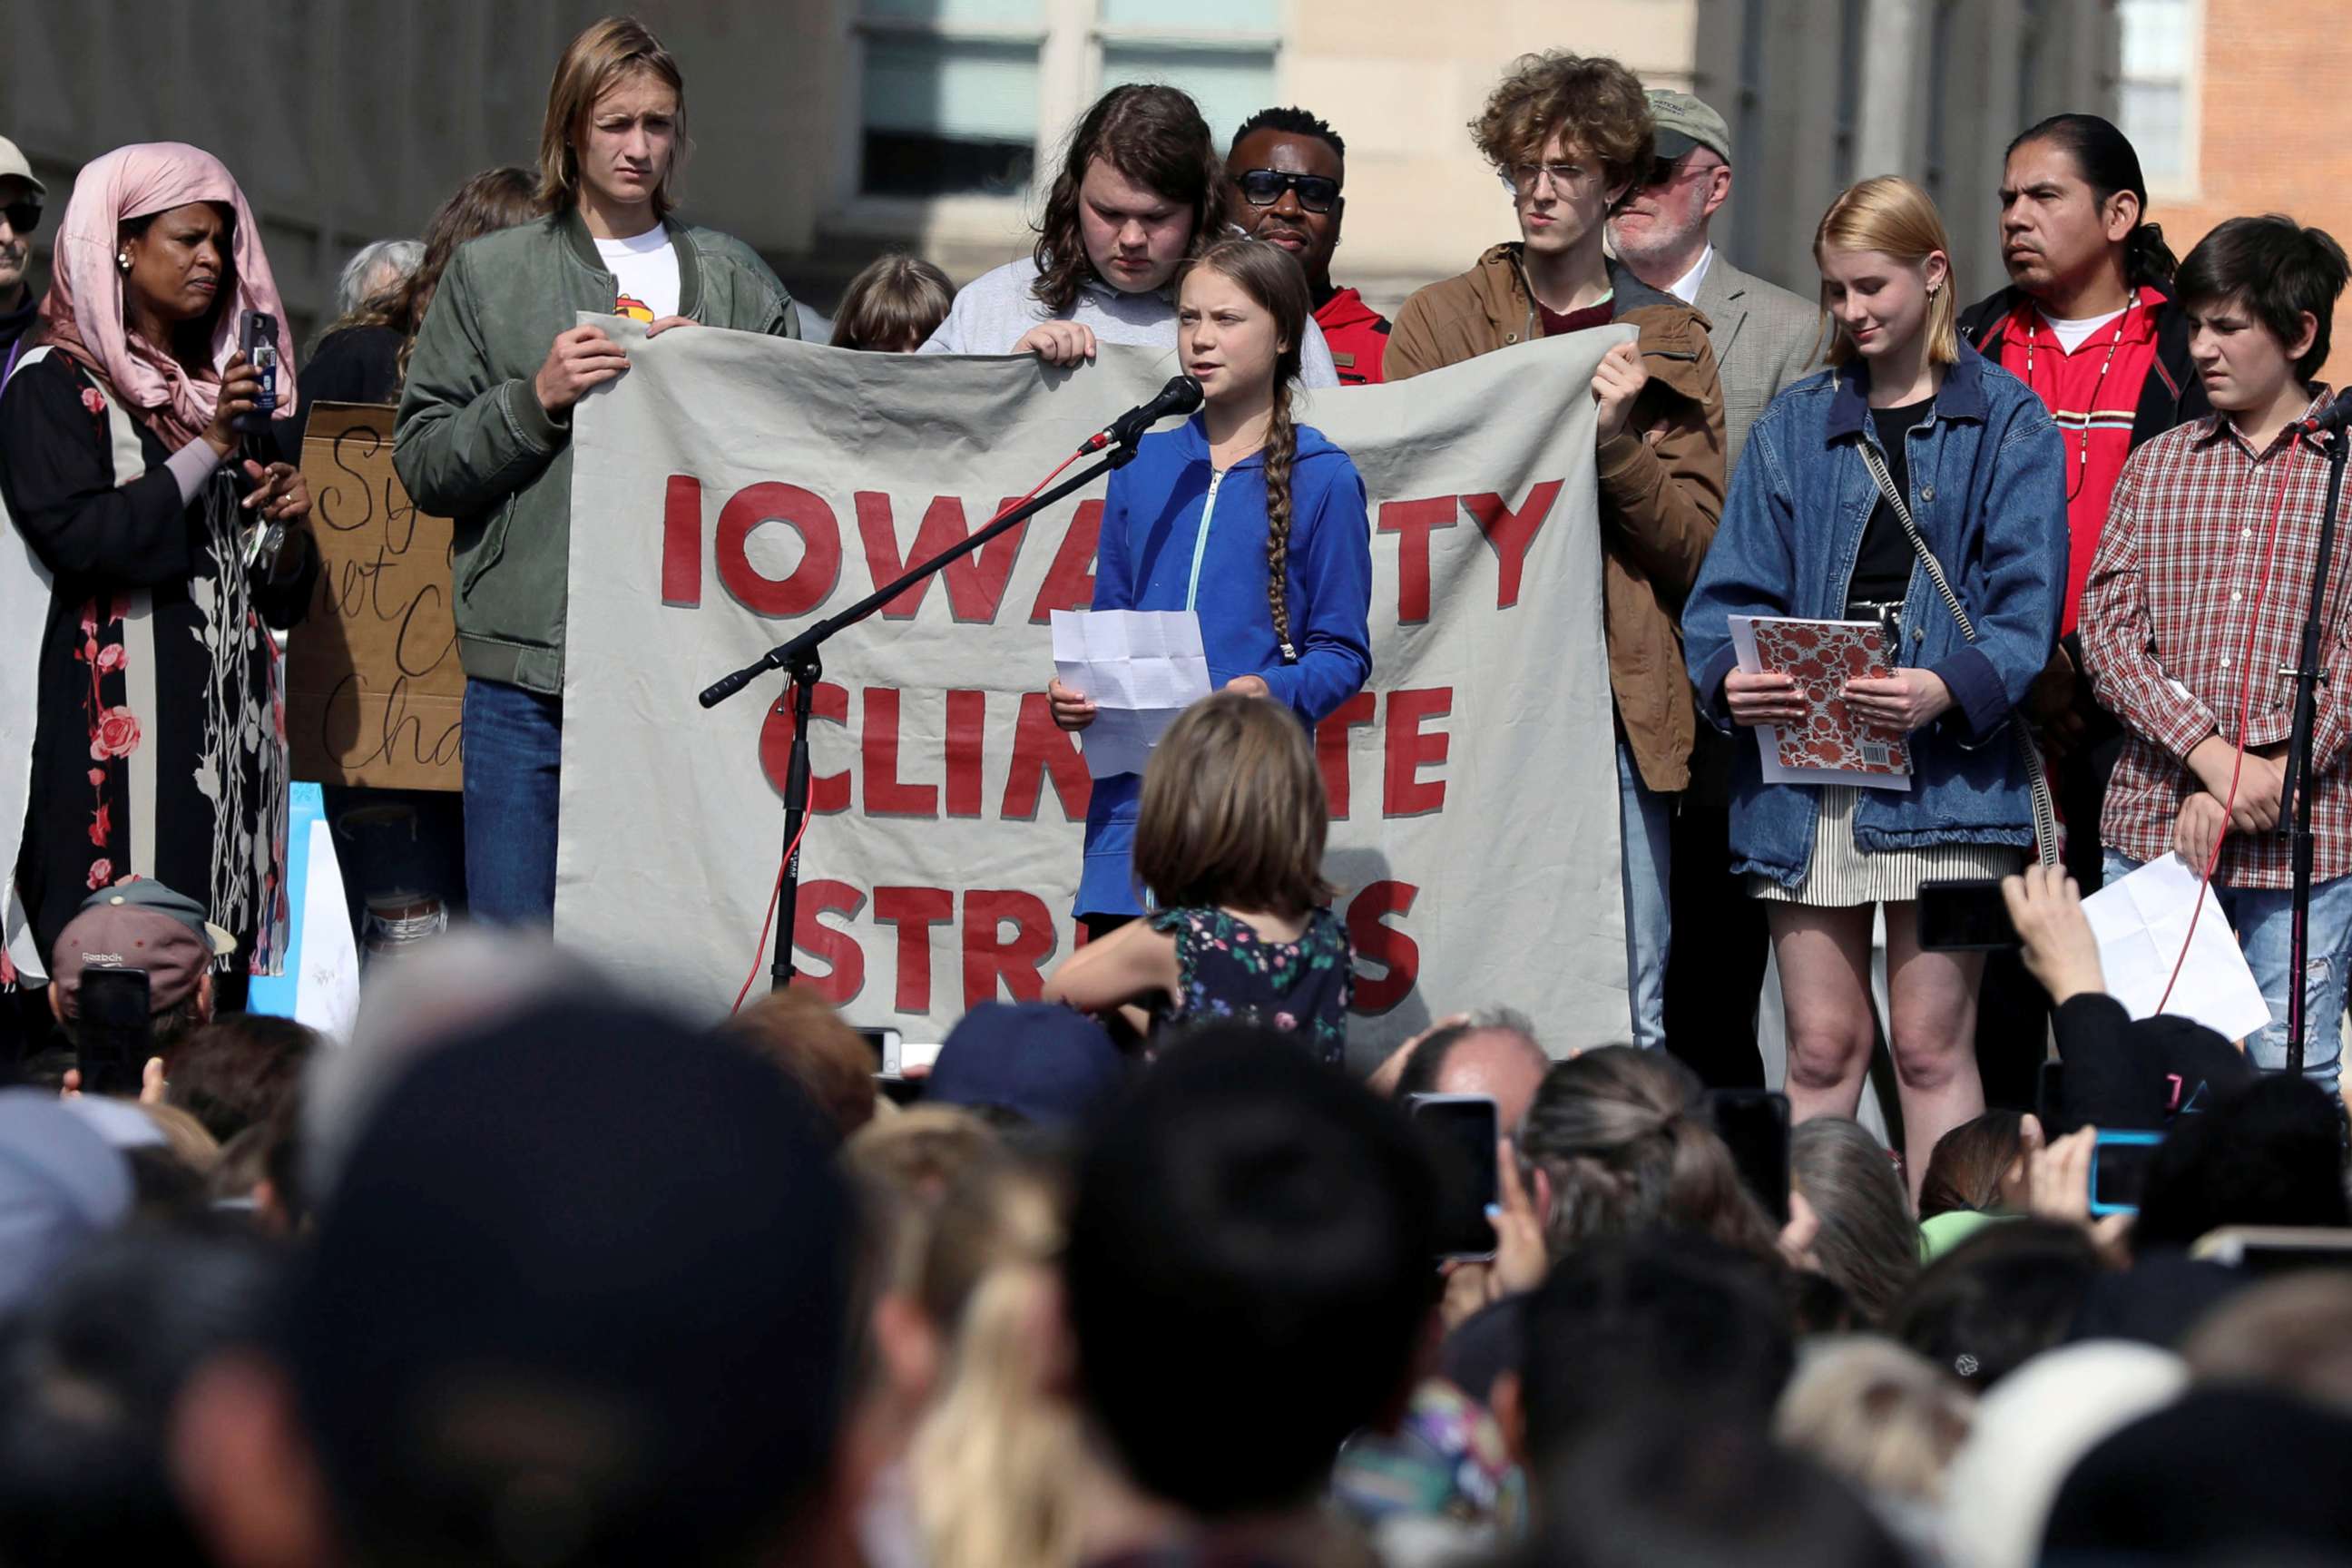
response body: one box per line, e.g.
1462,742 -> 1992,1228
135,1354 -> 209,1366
1047,237 -> 1373,938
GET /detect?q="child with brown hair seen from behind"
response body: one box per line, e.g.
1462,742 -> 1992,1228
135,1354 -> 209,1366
1044,688 -> 1355,1065
831,253 -> 955,352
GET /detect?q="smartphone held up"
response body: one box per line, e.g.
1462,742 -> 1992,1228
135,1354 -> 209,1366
1409,1093 -> 1501,1262
233,310 -> 279,434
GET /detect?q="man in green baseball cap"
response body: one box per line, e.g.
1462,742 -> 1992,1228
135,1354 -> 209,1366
1610,90 -> 1821,467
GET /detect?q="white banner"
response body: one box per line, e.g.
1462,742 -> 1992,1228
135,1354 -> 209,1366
561,319 -> 1631,1064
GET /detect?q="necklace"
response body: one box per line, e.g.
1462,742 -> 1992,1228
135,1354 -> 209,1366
2024,295 -> 2138,500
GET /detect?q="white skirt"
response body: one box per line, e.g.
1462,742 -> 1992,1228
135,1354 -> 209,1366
1748,785 -> 2023,908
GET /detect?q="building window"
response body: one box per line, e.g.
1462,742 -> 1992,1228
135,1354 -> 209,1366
2116,0 -> 2197,193
1098,0 -> 1279,152
857,0 -> 1048,199
852,0 -> 1278,202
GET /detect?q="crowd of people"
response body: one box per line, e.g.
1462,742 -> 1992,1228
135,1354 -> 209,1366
3,836 -> 2350,1565
4,11 -> 2352,1563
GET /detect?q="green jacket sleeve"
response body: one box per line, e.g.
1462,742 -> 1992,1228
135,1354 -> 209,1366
740,244 -> 804,339
392,242 -> 568,517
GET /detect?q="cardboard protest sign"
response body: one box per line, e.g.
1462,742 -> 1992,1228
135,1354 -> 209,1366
285,403 -> 463,790
563,324 -> 1630,1063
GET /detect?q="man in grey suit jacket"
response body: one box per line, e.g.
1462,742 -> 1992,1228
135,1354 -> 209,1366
1610,92 -> 1819,469
1609,90 -> 1821,1088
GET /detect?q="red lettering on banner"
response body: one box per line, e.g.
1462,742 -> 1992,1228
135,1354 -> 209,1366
1378,495 -> 1457,624
1003,691 -> 1092,820
964,888 -> 1058,1008
757,681 -> 852,811
874,885 -> 955,1013
945,690 -> 986,818
1028,499 -> 1102,622
1462,480 -> 1562,609
1384,688 -> 1452,816
854,493 -> 1030,622
1315,692 -> 1377,818
662,475 -> 701,604
791,879 -> 867,1004
716,483 -> 840,616
861,688 -> 937,817
1347,880 -> 1421,1014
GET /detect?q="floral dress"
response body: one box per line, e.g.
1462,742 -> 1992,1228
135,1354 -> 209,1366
0,351 -> 315,985
1146,906 -> 1353,1066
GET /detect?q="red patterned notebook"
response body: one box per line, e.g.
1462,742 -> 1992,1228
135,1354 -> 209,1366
1730,616 -> 1913,789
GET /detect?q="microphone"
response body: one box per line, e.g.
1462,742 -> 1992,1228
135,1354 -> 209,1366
2288,387 -> 2352,439
1078,375 -> 1205,456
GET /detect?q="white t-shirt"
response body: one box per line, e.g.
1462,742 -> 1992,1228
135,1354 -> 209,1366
2039,306 -> 2127,354
596,226 -> 681,323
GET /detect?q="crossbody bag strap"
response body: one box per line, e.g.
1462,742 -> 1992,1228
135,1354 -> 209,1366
1856,436 -> 2060,867
1857,439 -> 1975,640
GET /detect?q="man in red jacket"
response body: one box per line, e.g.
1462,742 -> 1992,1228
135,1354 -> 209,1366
1224,106 -> 1391,385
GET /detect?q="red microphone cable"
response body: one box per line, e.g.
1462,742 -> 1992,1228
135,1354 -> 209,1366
730,448 -> 1090,1013
2156,432 -> 2307,1014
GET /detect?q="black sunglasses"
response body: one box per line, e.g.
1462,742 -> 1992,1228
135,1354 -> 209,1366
1,201 -> 38,236
1235,168 -> 1339,215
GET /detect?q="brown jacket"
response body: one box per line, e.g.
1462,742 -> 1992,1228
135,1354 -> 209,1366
1387,245 -> 1728,792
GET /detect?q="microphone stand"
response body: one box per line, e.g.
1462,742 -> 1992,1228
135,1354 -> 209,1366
698,438 -> 1142,992
2276,426 -> 2349,1074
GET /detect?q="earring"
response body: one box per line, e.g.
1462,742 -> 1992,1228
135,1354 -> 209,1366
116,251 -> 130,272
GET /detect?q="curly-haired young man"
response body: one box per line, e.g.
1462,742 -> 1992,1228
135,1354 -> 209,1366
1389,52 -> 1727,1051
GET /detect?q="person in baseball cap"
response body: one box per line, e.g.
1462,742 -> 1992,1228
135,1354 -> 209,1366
1645,89 -> 1732,164
0,134 -> 43,368
45,880 -> 230,1052
925,1001 -> 1127,1130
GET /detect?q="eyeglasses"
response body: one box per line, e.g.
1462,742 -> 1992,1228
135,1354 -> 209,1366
1,201 -> 38,237
1642,152 -> 1722,189
1498,162 -> 1592,197
1235,168 -> 1340,214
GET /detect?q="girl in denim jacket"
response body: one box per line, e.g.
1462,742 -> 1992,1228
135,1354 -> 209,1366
1683,178 -> 2066,1191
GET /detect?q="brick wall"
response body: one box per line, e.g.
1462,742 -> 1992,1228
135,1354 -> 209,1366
2162,0 -> 2352,382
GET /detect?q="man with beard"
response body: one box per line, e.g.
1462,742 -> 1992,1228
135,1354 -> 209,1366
1608,91 -> 1818,467
1225,106 -> 1390,385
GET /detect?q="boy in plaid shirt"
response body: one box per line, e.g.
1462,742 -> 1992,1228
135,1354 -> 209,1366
2080,216 -> 2352,1095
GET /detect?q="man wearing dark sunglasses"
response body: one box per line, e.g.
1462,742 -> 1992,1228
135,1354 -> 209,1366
1606,93 -> 1818,471
1226,106 -> 1391,385
0,136 -> 44,371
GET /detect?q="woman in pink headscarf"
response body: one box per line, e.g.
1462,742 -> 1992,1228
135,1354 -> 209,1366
0,142 -> 316,996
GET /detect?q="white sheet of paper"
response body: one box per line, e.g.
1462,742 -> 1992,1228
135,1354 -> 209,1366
2080,853 -> 2272,1044
1728,616 -> 1911,791
1050,609 -> 1213,779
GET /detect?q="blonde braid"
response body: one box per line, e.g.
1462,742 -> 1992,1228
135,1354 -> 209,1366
1262,382 -> 1299,662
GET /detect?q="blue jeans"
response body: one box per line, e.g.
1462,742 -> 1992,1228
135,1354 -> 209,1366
463,681 -> 563,926
2105,851 -> 2348,1099
1619,742 -> 1673,1050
